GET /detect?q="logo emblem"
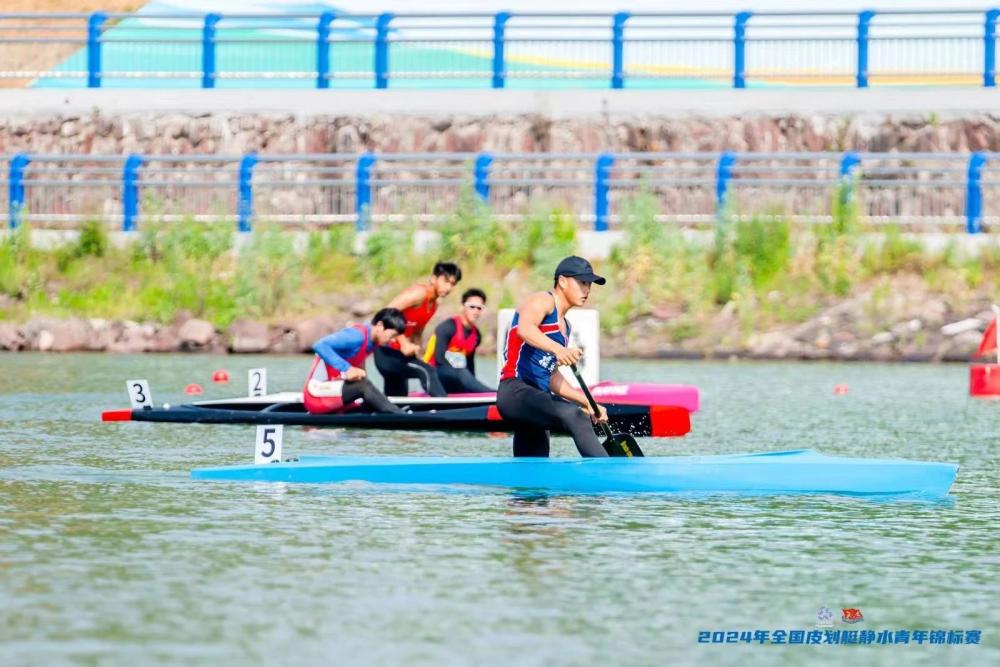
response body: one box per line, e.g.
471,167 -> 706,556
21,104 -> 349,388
816,607 -> 834,628
538,353 -> 556,372
841,608 -> 864,624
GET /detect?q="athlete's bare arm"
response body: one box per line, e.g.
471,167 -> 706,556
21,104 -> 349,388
550,372 -> 608,423
516,292 -> 582,366
387,284 -> 428,311
386,284 -> 427,355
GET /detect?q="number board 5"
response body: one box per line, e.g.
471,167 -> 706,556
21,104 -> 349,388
255,425 -> 283,464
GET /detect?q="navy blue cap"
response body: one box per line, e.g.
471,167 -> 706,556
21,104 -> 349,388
554,256 -> 606,285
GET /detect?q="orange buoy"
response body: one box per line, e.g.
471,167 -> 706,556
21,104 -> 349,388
184,383 -> 203,395
212,369 -> 230,384
833,383 -> 849,395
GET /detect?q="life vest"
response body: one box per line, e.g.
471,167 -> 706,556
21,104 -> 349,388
387,283 -> 437,351
303,323 -> 369,414
500,293 -> 570,391
424,316 -> 479,368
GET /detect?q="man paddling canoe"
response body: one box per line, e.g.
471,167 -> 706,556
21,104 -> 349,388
423,288 -> 495,394
497,256 -> 609,458
304,308 -> 406,414
375,261 -> 462,397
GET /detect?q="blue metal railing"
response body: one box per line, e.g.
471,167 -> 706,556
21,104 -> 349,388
2,9 -> 999,89
3,151 -> 997,234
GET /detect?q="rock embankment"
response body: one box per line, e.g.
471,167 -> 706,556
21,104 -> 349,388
1,300 -> 992,362
4,108 -> 1000,156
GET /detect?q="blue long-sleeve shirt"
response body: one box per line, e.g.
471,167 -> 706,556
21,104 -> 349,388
313,324 -> 373,373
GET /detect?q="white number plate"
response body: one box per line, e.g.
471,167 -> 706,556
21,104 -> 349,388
248,368 -> 267,397
126,379 -> 152,409
255,425 -> 283,464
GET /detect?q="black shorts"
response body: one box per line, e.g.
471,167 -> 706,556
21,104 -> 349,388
437,365 -> 494,394
374,346 -> 446,397
496,377 -> 606,458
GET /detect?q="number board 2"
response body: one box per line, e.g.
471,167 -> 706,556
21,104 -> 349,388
248,368 -> 267,397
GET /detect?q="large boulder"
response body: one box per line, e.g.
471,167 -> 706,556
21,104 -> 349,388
0,323 -> 25,351
177,318 -> 216,349
49,318 -> 92,352
293,316 -> 338,352
227,319 -> 270,353
106,321 -> 154,353
149,325 -> 182,352
21,316 -> 61,350
87,318 -> 118,351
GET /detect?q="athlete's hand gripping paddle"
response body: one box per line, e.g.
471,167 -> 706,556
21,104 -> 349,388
569,364 -> 644,458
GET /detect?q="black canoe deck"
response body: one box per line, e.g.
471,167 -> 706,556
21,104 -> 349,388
110,402 -> 660,437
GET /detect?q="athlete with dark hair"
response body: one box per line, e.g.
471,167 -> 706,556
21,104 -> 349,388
374,262 -> 462,396
423,287 -> 494,394
303,308 -> 406,414
496,256 -> 609,457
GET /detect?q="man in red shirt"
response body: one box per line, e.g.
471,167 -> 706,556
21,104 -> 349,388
374,261 -> 461,396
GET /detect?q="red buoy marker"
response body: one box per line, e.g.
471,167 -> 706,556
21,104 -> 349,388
833,383 -> 849,395
212,370 -> 229,384
184,383 -> 203,395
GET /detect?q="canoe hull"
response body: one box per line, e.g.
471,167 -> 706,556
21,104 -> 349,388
106,402 -> 690,438
191,449 -> 958,497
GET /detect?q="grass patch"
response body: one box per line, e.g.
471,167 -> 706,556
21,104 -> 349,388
2,198 -> 995,343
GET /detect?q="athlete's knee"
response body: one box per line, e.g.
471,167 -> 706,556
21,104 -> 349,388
566,407 -> 592,431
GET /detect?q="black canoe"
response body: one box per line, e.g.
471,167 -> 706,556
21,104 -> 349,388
103,393 -> 690,437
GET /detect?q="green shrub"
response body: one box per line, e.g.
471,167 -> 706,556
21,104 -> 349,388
439,186 -> 511,265
733,215 -> 791,289
233,224 -> 303,319
75,219 -> 108,258
357,223 -> 422,284
862,225 -> 925,273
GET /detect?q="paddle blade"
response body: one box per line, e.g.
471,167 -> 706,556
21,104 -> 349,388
603,433 -> 644,458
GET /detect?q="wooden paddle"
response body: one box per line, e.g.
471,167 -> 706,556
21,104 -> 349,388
569,364 -> 644,458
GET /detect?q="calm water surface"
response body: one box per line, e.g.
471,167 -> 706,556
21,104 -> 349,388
1,354 -> 997,666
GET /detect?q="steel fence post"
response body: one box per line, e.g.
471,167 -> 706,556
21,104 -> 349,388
87,12 -> 107,88
356,153 -> 376,231
857,10 -> 875,88
8,154 -> 30,229
474,153 -> 493,201
839,151 -> 861,207
375,13 -> 394,89
985,9 -> 1000,87
733,12 -> 752,89
492,12 -> 511,89
716,151 -> 737,219
594,153 -> 614,232
122,154 -> 144,232
966,152 -> 988,234
202,13 -> 221,89
612,12 -> 630,89
238,154 -> 259,233
317,11 -> 335,89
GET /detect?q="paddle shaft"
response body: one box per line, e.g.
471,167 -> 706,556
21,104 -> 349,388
569,364 -> 614,439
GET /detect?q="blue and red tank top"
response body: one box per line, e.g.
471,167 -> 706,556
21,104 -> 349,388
500,293 -> 570,390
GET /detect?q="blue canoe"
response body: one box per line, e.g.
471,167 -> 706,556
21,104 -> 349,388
190,449 -> 958,497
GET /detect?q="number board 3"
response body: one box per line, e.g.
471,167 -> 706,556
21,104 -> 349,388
126,380 -> 153,409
